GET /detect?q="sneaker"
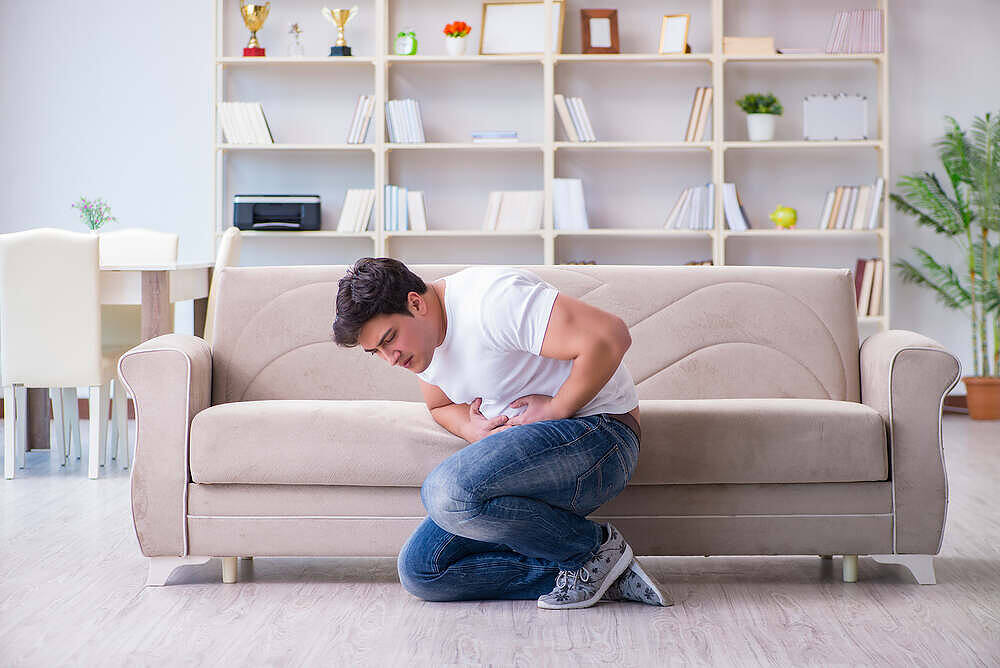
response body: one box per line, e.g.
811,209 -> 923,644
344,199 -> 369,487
601,557 -> 673,606
537,522 -> 633,610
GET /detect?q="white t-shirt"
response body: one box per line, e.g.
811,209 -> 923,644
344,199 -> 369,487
416,266 -> 639,421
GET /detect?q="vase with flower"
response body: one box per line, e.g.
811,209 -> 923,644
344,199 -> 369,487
443,21 -> 471,56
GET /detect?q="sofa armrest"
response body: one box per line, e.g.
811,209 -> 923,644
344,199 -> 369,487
860,330 -> 961,554
118,334 -> 212,557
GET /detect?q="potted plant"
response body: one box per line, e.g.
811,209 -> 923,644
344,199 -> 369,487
891,111 -> 1000,419
736,92 -> 783,141
443,21 -> 471,56
71,196 -> 117,233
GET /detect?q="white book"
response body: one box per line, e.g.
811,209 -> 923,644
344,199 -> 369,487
407,191 -> 427,231
676,187 -> 695,230
851,185 -> 871,230
384,185 -> 394,230
337,190 -> 360,232
692,186 -> 705,230
234,103 -> 253,144
483,191 -> 503,230
244,103 -> 261,143
553,94 -> 580,142
391,100 -> 403,142
844,186 -> 860,229
412,99 -> 426,143
356,190 -> 375,232
358,95 -> 375,143
573,97 -> 597,142
400,100 -> 413,143
857,259 -> 875,314
254,103 -> 274,143
817,190 -> 835,229
385,102 -> 396,143
407,99 -> 419,143
834,186 -> 853,229
664,188 -> 690,229
868,258 -> 884,315
495,192 -> 521,231
347,95 -> 366,143
723,183 -> 748,230
684,88 -> 705,142
218,103 -> 237,143
867,177 -> 885,229
552,178 -> 571,230
704,183 -> 715,230
398,186 -> 409,230
567,179 -> 588,230
565,97 -> 588,142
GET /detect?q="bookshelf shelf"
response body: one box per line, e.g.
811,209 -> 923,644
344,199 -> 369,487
212,0 -> 890,330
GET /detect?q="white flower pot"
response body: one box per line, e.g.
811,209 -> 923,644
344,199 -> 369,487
747,113 -> 776,141
445,35 -> 467,56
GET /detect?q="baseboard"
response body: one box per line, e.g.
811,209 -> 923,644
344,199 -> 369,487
943,394 -> 968,414
0,398 -> 136,420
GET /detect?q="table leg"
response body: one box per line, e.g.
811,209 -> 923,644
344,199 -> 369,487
26,388 -> 51,451
141,270 -> 171,342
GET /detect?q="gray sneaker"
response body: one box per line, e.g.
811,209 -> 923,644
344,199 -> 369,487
601,557 -> 673,606
537,522 -> 633,610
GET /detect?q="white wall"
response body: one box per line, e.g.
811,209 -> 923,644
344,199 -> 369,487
2,0 -> 996,387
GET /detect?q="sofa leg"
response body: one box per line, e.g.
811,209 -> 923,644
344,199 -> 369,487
146,556 -> 211,586
240,556 -> 253,561
819,555 -> 833,559
842,554 -> 858,582
222,557 -> 238,584
870,554 -> 936,585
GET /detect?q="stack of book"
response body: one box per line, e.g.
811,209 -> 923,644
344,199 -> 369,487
722,183 -> 753,230
482,191 -> 544,231
818,177 -> 884,229
472,130 -> 519,144
385,99 -> 426,143
825,9 -> 884,53
554,94 -> 597,142
336,189 -> 376,233
345,95 -> 376,144
664,184 -> 714,230
552,178 -> 589,231
218,102 -> 274,144
383,185 -> 427,231
684,87 -> 713,142
854,257 -> 884,316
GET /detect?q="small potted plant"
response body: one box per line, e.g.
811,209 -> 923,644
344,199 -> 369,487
71,196 -> 117,233
736,92 -> 783,141
443,21 -> 471,56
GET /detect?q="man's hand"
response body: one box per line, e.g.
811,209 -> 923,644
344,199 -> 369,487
506,394 -> 563,427
466,397 -> 512,442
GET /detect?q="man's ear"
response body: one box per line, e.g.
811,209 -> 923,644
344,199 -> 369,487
408,290 -> 426,315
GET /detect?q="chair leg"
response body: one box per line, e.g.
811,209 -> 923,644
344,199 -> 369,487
114,379 -> 129,469
842,554 -> 859,583
870,554 -> 937,585
64,388 -> 81,460
88,384 -> 107,479
14,386 -> 27,470
222,557 -> 238,584
146,556 -> 212,587
98,382 -> 110,469
3,385 -> 15,479
49,388 -> 67,466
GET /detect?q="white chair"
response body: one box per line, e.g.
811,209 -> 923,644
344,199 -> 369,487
98,227 -> 179,470
203,226 -> 242,348
1,229 -> 122,479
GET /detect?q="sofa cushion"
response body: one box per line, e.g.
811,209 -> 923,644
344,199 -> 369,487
189,398 -> 887,486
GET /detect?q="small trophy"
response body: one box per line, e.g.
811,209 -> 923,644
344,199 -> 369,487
240,0 -> 271,57
322,6 -> 359,56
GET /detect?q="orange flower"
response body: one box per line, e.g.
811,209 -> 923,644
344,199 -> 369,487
444,20 -> 470,37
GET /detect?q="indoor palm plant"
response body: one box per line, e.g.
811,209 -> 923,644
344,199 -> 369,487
891,111 -> 1000,419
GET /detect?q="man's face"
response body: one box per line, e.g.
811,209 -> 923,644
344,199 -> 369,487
357,291 -> 436,373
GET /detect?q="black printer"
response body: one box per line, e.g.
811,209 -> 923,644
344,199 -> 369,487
233,195 -> 321,231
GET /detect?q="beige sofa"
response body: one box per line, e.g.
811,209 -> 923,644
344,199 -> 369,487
118,265 -> 960,587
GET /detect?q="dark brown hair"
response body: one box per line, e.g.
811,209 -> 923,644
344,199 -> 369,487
332,257 -> 427,347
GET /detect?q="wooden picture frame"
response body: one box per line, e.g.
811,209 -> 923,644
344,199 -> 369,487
581,9 -> 619,54
658,14 -> 691,54
480,1 -> 565,55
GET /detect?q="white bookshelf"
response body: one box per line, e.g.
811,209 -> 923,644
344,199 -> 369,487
212,0 -> 890,328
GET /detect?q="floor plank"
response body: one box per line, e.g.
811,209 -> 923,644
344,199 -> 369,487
1,416 -> 998,666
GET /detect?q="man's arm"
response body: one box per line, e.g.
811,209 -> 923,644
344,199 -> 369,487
418,378 -> 508,443
511,292 -> 631,423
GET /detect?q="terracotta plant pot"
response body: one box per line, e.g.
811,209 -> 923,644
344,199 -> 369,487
963,376 -> 1000,420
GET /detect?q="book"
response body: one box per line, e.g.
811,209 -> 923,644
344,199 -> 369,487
472,138 -> 520,143
723,36 -> 775,55
704,182 -> 715,229
346,95 -> 366,144
472,131 -> 517,138
496,191 -> 544,231
826,186 -> 845,229
407,191 -> 427,231
868,258 -> 884,315
553,178 -> 589,231
565,97 -> 587,141
218,103 -> 239,143
723,183 -> 751,230
818,190 -> 835,229
253,103 -> 274,143
573,97 -> 597,142
337,190 -> 360,232
360,95 -> 376,143
837,186 -> 857,229
854,258 -> 867,304
356,189 -> 375,232
857,258 -> 875,314
867,177 -> 885,229
685,88 -> 705,142
554,94 -> 580,142
693,88 -> 713,142
483,191 -> 503,230
826,9 -> 883,53
851,185 -> 871,230
664,188 -> 690,229
236,103 -> 255,143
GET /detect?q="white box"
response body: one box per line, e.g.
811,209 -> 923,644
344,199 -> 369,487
803,94 -> 868,141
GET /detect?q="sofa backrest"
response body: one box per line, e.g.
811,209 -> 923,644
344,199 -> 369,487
210,264 -> 861,405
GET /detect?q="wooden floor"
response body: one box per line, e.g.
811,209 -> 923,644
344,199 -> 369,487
2,415 -> 998,667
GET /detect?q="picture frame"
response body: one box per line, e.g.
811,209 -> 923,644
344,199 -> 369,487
480,1 -> 565,55
658,14 -> 691,54
581,9 -> 619,54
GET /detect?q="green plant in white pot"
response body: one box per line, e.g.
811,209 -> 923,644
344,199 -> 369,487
890,111 -> 1000,419
736,92 -> 783,141
71,196 -> 117,232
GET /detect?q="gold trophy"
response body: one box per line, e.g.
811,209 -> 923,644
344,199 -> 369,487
241,1 -> 271,57
322,6 -> 359,56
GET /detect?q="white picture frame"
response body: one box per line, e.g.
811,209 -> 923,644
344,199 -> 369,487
480,1 -> 565,55
658,14 -> 690,54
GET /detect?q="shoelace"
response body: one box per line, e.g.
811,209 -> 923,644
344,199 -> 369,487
555,566 -> 591,590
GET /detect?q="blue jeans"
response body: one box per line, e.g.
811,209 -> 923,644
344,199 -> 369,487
397,413 -> 640,602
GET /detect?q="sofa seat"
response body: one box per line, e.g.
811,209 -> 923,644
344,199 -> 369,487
189,398 -> 887,486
